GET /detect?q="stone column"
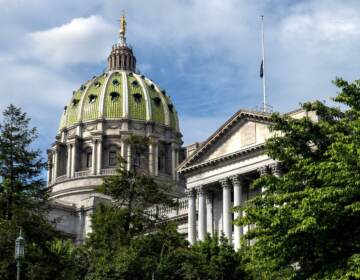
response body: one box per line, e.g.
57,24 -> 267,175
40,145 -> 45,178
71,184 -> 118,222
66,144 -> 72,178
220,178 -> 232,243
96,139 -> 102,174
198,186 -> 207,241
154,142 -> 159,176
231,175 -> 243,251
53,148 -> 58,181
206,191 -> 214,236
47,162 -> 52,185
258,166 -> 269,193
126,143 -> 131,171
91,140 -> 96,175
149,141 -> 154,175
187,189 -> 197,245
270,163 -> 282,178
70,142 -> 77,178
171,143 -> 177,181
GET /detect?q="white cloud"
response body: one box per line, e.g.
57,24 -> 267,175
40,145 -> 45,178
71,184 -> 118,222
28,15 -> 115,67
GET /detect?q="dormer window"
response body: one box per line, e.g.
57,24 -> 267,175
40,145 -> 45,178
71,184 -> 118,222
161,90 -> 166,95
141,75 -> 145,79
80,85 -> 86,91
150,84 -> 155,90
110,92 -> 120,102
133,93 -> 142,103
72,99 -> 79,106
168,104 -> 173,112
128,72 -> 133,77
88,94 -> 97,104
64,106 -> 67,112
153,97 -> 161,106
94,81 -> 101,88
112,79 -> 120,86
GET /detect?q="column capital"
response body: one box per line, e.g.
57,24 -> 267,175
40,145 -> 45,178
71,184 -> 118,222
186,188 -> 196,198
196,185 -> 206,195
257,166 -> 269,176
269,163 -> 282,176
219,178 -> 230,188
230,175 -> 244,185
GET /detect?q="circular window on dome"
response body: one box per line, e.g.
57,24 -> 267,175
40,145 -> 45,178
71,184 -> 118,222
94,81 -> 101,88
131,80 -> 139,87
112,79 -> 120,86
110,92 -> 120,102
133,93 -> 142,103
88,94 -> 97,104
152,97 -> 161,106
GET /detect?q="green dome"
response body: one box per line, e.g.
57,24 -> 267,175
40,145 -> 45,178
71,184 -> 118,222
59,71 -> 180,132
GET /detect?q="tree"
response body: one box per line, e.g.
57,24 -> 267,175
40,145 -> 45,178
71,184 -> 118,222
236,78 -> 360,279
85,136 -> 178,279
0,104 -> 83,279
182,234 -> 244,280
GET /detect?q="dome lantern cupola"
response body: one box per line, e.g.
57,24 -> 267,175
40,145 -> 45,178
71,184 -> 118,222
107,15 -> 136,72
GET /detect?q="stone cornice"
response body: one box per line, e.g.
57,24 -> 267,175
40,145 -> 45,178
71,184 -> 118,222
179,143 -> 266,174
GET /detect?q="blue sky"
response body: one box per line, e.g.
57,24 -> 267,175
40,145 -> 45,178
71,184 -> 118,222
1,0 -> 360,157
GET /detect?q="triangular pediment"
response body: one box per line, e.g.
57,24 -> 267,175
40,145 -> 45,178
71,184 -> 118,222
178,110 -> 272,172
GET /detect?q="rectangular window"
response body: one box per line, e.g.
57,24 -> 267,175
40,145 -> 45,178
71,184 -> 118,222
86,152 -> 92,168
109,151 -> 117,166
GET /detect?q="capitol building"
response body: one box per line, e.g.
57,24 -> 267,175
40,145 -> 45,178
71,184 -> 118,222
47,16 -> 316,250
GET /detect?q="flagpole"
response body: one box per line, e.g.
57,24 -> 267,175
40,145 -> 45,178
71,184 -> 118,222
261,15 -> 267,112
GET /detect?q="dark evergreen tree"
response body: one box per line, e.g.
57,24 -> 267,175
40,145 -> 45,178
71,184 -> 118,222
236,78 -> 360,279
0,104 -> 84,280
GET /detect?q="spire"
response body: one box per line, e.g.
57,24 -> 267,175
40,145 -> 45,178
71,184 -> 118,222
119,14 -> 127,46
107,13 -> 136,72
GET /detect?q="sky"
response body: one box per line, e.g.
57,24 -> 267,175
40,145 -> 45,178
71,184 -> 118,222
1,0 -> 360,157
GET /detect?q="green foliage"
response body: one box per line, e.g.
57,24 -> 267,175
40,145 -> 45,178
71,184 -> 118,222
182,234 -> 244,280
0,104 -> 84,279
236,78 -> 360,279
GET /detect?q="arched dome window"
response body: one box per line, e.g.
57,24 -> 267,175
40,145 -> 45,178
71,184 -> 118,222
131,80 -> 139,87
168,104 -> 173,112
94,81 -> 101,88
110,92 -> 120,102
161,90 -> 166,95
133,93 -> 142,103
80,85 -> 86,91
112,79 -> 120,86
72,99 -> 79,106
64,106 -> 67,112
88,94 -> 97,104
152,97 -> 161,106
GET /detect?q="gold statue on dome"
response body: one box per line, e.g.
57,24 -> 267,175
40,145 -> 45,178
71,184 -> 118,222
120,14 -> 126,36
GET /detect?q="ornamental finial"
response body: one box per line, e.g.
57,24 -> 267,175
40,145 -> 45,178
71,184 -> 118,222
118,13 -> 127,46
120,14 -> 126,36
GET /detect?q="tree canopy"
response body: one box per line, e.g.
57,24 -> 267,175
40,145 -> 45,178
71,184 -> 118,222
236,78 -> 360,279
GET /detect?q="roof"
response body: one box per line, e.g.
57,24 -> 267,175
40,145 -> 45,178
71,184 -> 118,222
59,71 -> 179,132
178,109 -> 272,173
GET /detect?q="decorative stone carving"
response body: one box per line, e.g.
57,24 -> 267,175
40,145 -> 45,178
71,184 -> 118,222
257,166 -> 269,176
269,163 -> 282,177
